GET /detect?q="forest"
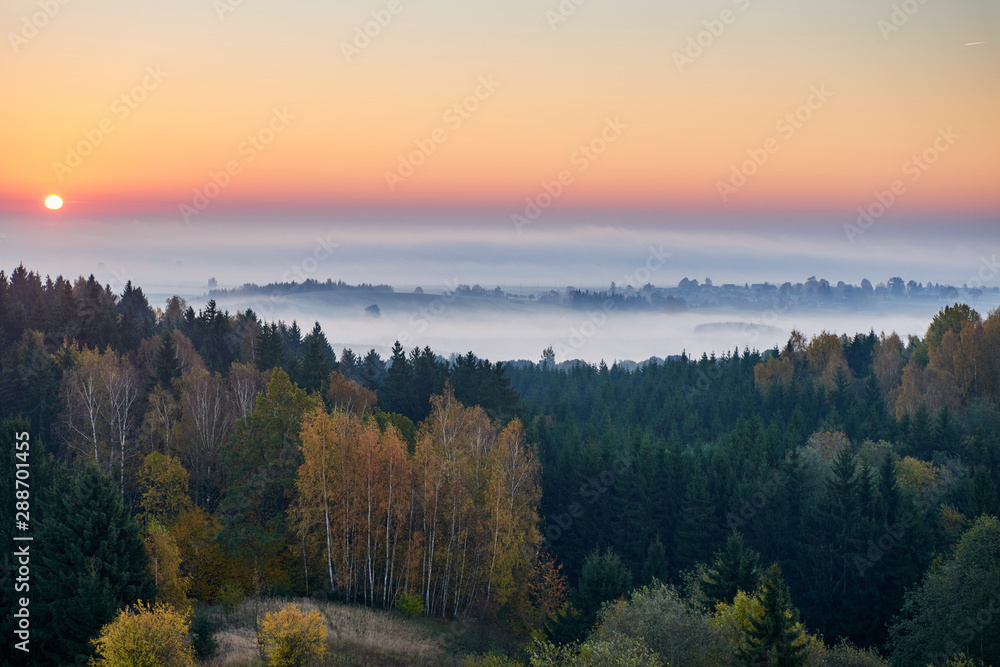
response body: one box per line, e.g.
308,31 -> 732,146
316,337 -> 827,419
1,263 -> 999,666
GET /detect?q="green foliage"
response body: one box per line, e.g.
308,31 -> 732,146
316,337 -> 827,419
889,515 -> 1000,667
530,636 -> 662,667
824,640 -> 889,666
737,564 -> 807,667
156,328 -> 182,389
595,582 -> 731,666
577,547 -> 633,626
701,533 -> 760,607
190,607 -> 218,659
397,591 -> 425,617
640,536 -> 668,586
218,369 -> 317,584
464,653 -> 525,667
33,464 -> 156,665
926,304 -> 979,348
220,583 -> 247,611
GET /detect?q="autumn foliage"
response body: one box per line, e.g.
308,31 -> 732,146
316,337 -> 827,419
90,602 -> 194,667
257,603 -> 327,667
293,386 -> 541,617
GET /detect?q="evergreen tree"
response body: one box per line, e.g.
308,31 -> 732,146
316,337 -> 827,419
381,341 -> 414,417
577,547 -> 633,627
298,322 -> 333,393
673,466 -> 722,573
33,464 -> 155,665
968,465 -> 997,518
702,532 -> 761,606
739,564 -> 807,667
155,329 -> 182,390
641,535 -> 668,585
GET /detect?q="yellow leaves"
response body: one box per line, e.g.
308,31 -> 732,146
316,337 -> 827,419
712,589 -> 763,646
146,520 -> 188,609
896,457 -> 939,497
90,601 -> 194,667
805,331 -> 850,389
753,355 -> 793,394
293,387 -> 542,617
937,504 -> 970,545
257,603 -> 327,667
136,452 -> 193,526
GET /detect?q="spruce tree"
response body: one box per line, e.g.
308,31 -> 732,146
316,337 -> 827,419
381,341 -> 414,417
155,329 -> 182,390
702,532 -> 760,606
739,564 -> 807,667
641,535 -> 668,585
33,464 -> 155,665
673,466 -> 722,573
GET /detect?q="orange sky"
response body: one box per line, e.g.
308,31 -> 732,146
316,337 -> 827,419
2,0 -> 997,217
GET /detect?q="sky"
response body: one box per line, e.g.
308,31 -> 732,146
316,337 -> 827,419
1,0 -> 998,217
1,0 -> 998,363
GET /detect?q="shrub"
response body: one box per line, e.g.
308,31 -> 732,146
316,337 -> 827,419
90,601 -> 194,667
190,607 -> 217,659
397,591 -> 425,617
257,603 -> 328,667
219,582 -> 246,611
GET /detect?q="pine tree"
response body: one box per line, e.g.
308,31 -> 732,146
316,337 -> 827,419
739,564 -> 807,667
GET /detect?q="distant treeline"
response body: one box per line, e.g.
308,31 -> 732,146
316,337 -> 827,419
209,277 -> 394,298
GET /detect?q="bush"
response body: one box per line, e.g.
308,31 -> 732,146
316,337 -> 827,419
257,603 -> 328,667
464,653 -> 525,667
530,636 -> 661,667
397,591 -> 425,617
824,640 -> 888,666
596,582 -> 730,666
190,607 -> 217,659
220,582 -> 246,611
90,601 -> 195,667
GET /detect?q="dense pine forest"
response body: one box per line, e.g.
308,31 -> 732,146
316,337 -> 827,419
2,263 -> 999,666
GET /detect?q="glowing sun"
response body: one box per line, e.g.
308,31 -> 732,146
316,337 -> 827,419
44,195 -> 63,210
